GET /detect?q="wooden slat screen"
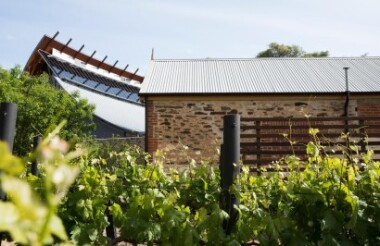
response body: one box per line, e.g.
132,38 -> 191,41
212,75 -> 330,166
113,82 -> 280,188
240,116 -> 380,170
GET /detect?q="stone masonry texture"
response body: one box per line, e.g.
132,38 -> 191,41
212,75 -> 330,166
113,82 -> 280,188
145,95 -> 380,164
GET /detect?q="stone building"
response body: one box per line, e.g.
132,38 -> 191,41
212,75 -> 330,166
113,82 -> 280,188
139,57 -> 380,164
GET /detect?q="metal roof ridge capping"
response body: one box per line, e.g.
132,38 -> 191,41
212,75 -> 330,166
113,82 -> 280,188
139,57 -> 380,95
151,56 -> 380,61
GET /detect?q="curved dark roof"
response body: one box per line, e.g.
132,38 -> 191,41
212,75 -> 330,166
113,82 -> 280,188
39,50 -> 142,105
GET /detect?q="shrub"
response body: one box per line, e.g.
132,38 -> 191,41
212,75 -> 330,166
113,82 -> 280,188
2,126 -> 380,245
0,127 -> 79,245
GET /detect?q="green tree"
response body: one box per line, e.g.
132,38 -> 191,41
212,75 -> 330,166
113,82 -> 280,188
256,42 -> 329,58
0,66 -> 95,155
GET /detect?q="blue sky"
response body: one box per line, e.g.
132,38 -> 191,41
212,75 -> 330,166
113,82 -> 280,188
1,0 -> 380,75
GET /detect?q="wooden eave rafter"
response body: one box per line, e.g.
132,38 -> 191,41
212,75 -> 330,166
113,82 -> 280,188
24,34 -> 144,83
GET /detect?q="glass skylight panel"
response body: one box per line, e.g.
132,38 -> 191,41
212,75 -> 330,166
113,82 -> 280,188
127,93 -> 139,102
53,66 -> 61,74
43,53 -> 143,105
95,83 -> 109,92
107,87 -> 121,95
72,75 -> 87,84
84,80 -> 99,88
116,90 -> 130,99
59,70 -> 74,80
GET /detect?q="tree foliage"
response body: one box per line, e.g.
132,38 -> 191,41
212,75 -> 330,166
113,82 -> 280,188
256,42 -> 329,58
0,66 -> 95,155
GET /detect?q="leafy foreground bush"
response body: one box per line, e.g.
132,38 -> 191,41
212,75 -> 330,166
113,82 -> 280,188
0,129 -> 79,245
59,136 -> 380,245
1,129 -> 380,245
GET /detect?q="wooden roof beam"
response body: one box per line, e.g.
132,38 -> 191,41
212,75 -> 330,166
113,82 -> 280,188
60,38 -> 72,52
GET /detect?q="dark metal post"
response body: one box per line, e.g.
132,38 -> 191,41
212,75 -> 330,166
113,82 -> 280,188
0,102 -> 18,243
0,102 -> 18,202
31,136 -> 41,176
220,114 -> 240,234
256,120 -> 261,168
343,67 -> 352,159
106,200 -> 115,239
343,67 -> 350,131
0,103 -> 18,151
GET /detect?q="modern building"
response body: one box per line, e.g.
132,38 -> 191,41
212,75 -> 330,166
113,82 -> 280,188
25,33 -> 145,138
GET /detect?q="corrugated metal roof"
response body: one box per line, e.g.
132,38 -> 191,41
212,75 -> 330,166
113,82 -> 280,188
139,57 -> 380,94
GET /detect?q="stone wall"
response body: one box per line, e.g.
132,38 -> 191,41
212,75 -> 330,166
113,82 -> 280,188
145,95 -> 380,164
357,98 -> 380,116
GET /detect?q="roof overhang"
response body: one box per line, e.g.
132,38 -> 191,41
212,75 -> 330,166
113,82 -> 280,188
24,34 -> 144,83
